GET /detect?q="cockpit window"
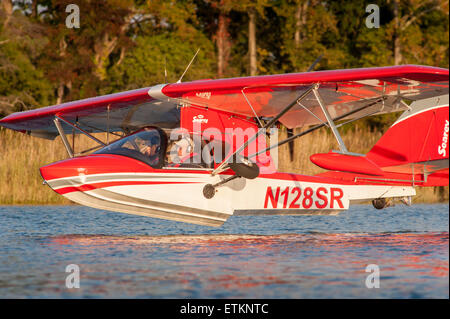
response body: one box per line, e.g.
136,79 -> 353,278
94,127 -> 167,168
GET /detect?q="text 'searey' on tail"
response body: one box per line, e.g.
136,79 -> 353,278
366,94 -> 449,186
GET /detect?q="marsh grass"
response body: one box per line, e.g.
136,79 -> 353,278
0,126 -> 448,204
0,128 -> 102,204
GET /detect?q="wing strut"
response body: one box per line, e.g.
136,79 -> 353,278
242,87 -> 264,127
53,118 -> 74,158
248,96 -> 388,158
211,84 -> 317,176
53,115 -> 109,158
55,115 -> 106,147
312,86 -> 349,154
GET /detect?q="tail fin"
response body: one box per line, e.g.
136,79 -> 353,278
311,95 -> 449,186
365,94 -> 449,185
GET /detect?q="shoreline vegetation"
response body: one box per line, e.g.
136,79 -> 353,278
1,127 -> 448,205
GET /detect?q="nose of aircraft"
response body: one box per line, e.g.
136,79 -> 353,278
40,157 -> 84,182
39,154 -> 153,183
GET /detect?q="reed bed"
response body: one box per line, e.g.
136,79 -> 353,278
276,126 -> 383,175
0,128 -> 101,204
0,126 -> 448,204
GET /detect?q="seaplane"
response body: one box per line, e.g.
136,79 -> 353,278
0,65 -> 448,227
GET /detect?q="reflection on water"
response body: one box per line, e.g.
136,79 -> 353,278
0,204 -> 448,298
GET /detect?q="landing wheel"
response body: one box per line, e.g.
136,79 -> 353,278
229,156 -> 260,179
372,198 -> 387,210
203,184 -> 216,199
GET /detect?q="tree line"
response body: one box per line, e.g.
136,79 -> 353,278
0,0 -> 448,119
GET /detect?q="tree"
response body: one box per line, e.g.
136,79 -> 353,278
106,0 -> 217,91
35,0 -> 151,102
106,34 -> 216,91
229,0 -> 269,76
277,0 -> 340,72
0,0 -> 52,115
388,0 -> 449,66
1,0 -> 13,28
216,3 -> 232,77
196,0 -> 234,77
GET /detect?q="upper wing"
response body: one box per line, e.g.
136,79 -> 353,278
0,87 -> 181,139
151,64 -> 449,129
1,65 -> 447,138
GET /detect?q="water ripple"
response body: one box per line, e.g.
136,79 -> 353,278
0,204 -> 448,298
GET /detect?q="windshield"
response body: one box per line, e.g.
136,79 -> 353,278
94,127 -> 167,168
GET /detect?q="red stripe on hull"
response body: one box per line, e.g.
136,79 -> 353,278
54,181 -> 200,195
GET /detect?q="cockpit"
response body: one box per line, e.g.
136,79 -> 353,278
94,127 -> 167,168
93,127 -> 215,169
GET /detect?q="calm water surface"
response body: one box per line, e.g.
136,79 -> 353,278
0,204 -> 448,298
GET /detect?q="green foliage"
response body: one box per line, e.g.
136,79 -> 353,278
105,33 -> 216,92
0,39 -> 52,114
0,0 -> 447,132
356,27 -> 392,67
0,5 -> 52,115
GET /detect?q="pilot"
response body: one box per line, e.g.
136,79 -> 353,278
137,134 -> 161,166
139,136 -> 158,155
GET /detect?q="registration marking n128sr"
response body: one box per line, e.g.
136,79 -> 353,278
264,186 -> 345,209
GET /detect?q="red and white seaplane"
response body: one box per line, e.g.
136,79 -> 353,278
0,65 -> 448,226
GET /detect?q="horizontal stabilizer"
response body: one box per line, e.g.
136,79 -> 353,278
310,152 -> 384,176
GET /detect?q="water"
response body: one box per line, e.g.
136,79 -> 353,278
0,204 -> 448,298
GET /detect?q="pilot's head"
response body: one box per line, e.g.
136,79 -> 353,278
148,135 -> 160,156
138,134 -> 160,156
